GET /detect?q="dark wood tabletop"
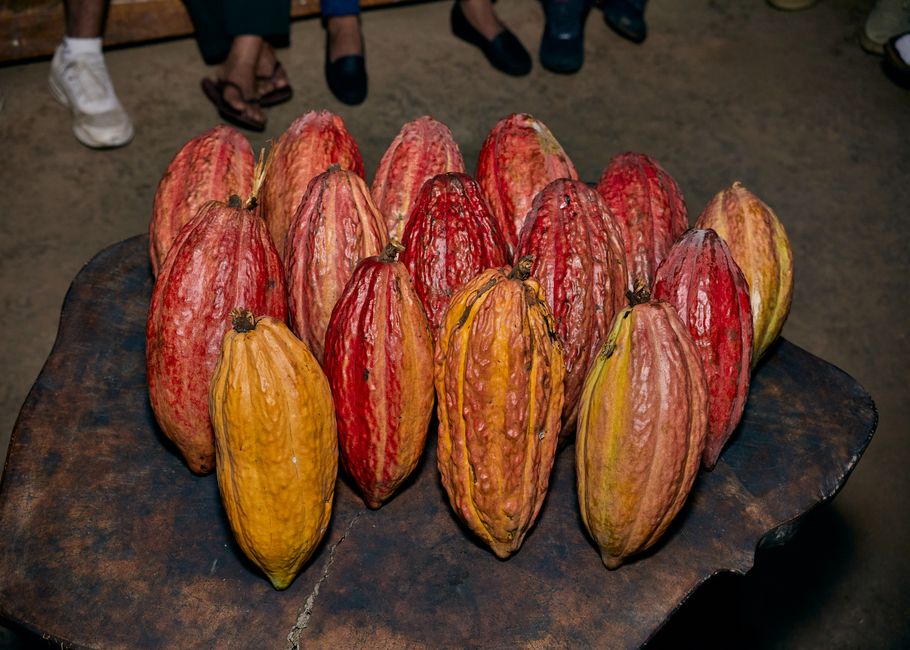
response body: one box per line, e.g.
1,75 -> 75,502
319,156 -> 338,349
0,235 -> 877,649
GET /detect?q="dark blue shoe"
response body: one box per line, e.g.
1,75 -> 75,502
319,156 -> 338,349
540,0 -> 589,74
603,0 -> 647,44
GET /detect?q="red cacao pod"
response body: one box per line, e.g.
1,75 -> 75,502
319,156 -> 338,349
576,300 -> 708,569
652,229 -> 753,469
436,258 -> 565,558
695,182 -> 793,367
149,125 -> 254,277
286,167 -> 388,364
261,110 -> 365,259
371,116 -> 466,241
324,242 -> 434,509
595,152 -> 688,290
476,113 -> 579,252
515,179 -> 628,440
147,195 -> 288,474
399,172 -> 510,336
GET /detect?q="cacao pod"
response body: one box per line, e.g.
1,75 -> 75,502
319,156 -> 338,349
695,181 -> 793,367
210,309 -> 337,590
399,172 -> 510,336
435,258 -> 565,558
515,179 -> 628,441
147,196 -> 287,474
595,152 -> 688,290
371,116 -> 466,241
261,110 -> 365,258
149,125 -> 254,276
652,228 -> 753,469
286,166 -> 388,364
476,113 -> 579,252
576,299 -> 708,569
324,241 -> 434,508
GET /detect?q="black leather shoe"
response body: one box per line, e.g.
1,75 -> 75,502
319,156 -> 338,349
325,29 -> 367,105
603,0 -> 647,44
451,1 -> 532,76
540,0 -> 589,74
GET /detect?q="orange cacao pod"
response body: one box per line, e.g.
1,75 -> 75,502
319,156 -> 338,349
595,152 -> 688,290
324,242 -> 434,508
476,113 -> 579,252
435,258 -> 565,558
261,110 -> 365,258
149,125 -> 254,276
515,179 -> 628,440
210,310 -> 337,590
371,116 -> 466,241
146,196 -> 287,474
652,229 -> 753,469
576,300 -> 708,569
286,167 -> 388,364
695,182 -> 794,367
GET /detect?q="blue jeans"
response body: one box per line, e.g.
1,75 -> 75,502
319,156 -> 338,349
322,0 -> 360,17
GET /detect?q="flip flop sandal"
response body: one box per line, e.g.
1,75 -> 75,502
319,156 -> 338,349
201,78 -> 266,132
256,61 -> 293,108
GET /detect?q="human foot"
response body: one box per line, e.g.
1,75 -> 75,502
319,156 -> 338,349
326,16 -> 364,62
255,44 -> 292,106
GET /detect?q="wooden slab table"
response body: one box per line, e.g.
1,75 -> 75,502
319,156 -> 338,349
0,236 -> 877,648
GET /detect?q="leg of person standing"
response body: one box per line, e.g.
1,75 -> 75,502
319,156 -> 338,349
322,0 -> 367,105
49,0 -> 134,149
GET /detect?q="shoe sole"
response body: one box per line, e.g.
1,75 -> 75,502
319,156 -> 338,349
860,30 -> 886,55
48,73 -> 134,149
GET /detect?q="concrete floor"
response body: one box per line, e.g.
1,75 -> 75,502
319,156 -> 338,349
1,0 -> 908,646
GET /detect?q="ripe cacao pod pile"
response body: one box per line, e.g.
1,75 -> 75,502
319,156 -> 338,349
145,111 -> 795,587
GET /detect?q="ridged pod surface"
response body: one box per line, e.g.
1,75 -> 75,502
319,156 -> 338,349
286,167 -> 388,364
652,229 -> 753,469
576,301 -> 708,569
149,125 -> 254,276
371,116 -> 466,241
261,110 -> 365,258
695,182 -> 793,367
476,113 -> 579,252
210,311 -> 337,590
146,197 -> 287,474
595,152 -> 688,290
435,259 -> 565,558
324,242 -> 434,508
399,172 -> 510,336
515,179 -> 628,440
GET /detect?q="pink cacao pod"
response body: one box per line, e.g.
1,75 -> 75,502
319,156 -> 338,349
652,228 -> 753,469
576,299 -> 708,569
515,179 -> 628,440
149,125 -> 254,276
476,113 -> 579,252
399,172 -> 510,336
695,182 -> 793,368
595,152 -> 688,290
261,110 -> 365,259
146,195 -> 287,474
371,116 -> 466,241
324,241 -> 435,509
286,167 -> 388,364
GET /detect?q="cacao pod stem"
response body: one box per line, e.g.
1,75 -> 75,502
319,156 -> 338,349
379,239 -> 406,262
509,255 -> 534,281
627,280 -> 651,306
246,146 -> 272,210
230,308 -> 257,333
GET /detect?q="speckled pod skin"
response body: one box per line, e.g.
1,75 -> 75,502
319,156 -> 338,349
149,125 -> 254,276
515,179 -> 629,441
476,113 -> 579,253
285,167 -> 388,364
652,229 -> 753,469
695,182 -> 793,368
435,259 -> 565,558
146,197 -> 287,474
324,243 -> 434,509
371,116 -> 466,241
576,301 -> 708,569
210,312 -> 337,590
399,172 -> 510,336
595,152 -> 688,290
261,111 -> 365,259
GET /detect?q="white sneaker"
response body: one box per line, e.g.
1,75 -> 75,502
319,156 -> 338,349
862,0 -> 910,54
48,45 -> 134,149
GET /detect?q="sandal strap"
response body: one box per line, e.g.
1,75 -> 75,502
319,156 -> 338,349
218,78 -> 260,105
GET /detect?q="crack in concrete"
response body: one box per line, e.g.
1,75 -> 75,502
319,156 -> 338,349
286,512 -> 362,649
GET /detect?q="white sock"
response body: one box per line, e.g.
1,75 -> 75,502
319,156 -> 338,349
63,37 -> 103,59
895,33 -> 910,64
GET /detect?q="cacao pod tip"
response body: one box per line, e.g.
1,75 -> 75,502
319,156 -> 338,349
379,239 -> 405,262
509,255 -> 534,281
230,308 -> 257,333
602,554 -> 624,570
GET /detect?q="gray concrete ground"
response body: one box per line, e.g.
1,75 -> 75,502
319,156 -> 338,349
1,0 -> 908,646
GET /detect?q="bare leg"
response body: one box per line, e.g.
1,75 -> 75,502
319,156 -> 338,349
255,43 -> 290,97
221,35 -> 265,125
457,0 -> 504,40
63,0 -> 107,38
326,15 -> 363,62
